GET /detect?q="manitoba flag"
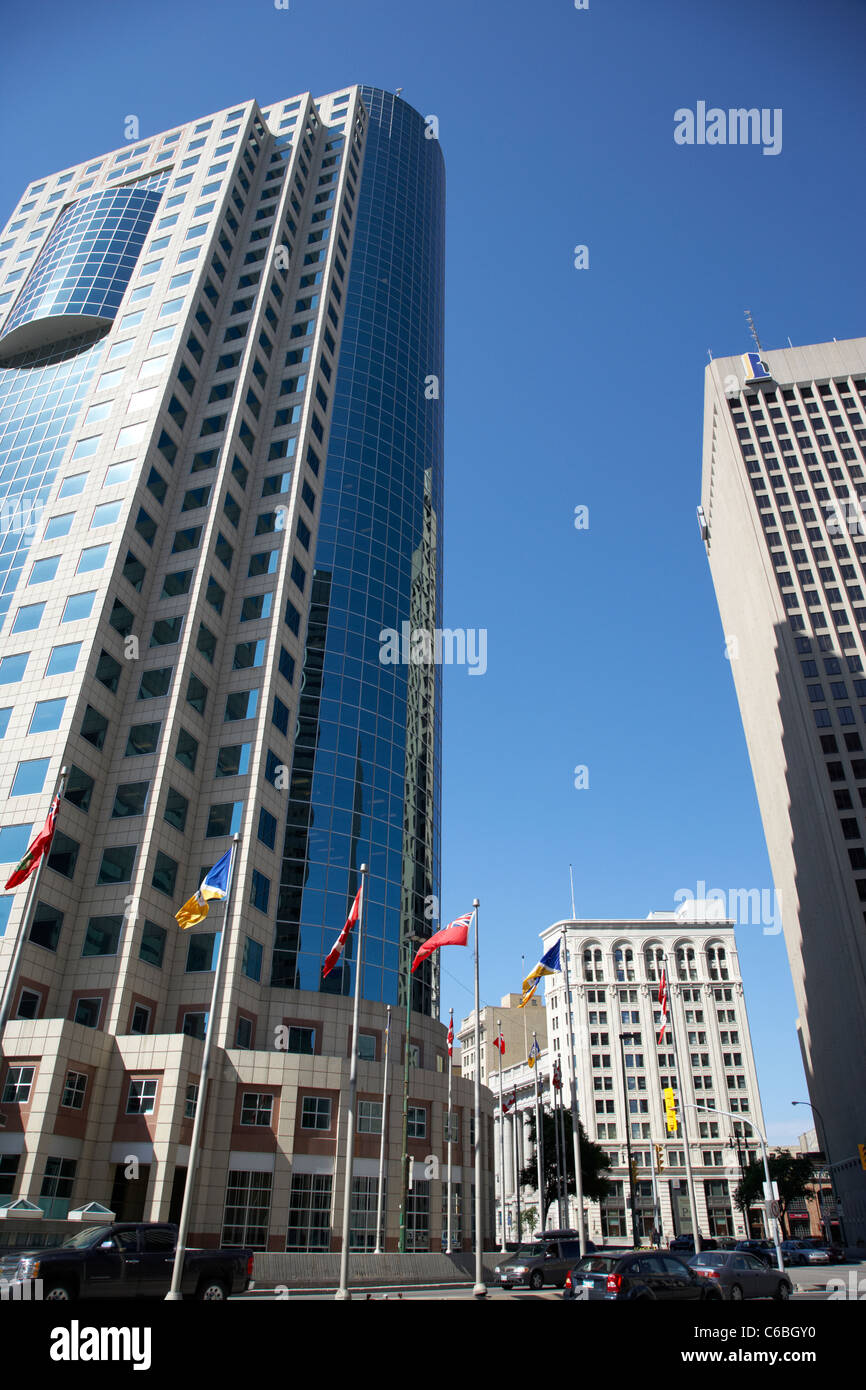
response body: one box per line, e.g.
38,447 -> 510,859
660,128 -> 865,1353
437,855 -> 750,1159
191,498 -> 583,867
657,968 -> 669,1044
4,794 -> 59,890
322,884 -> 363,979
410,911 -> 472,974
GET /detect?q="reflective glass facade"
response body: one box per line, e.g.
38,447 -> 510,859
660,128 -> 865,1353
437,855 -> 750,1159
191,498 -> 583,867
272,89 -> 445,1014
0,180 -> 164,359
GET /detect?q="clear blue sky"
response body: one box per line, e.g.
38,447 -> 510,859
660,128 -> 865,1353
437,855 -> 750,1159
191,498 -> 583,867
3,0 -> 864,1143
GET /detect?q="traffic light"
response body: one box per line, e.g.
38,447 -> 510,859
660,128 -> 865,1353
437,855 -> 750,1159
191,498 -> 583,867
630,1159 -> 639,1187
663,1087 -> 678,1135
655,1143 -> 665,1172
858,1143 -> 866,1171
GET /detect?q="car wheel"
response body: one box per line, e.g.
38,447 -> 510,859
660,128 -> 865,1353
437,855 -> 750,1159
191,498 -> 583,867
44,1283 -> 75,1301
196,1278 -> 229,1301
529,1271 -> 544,1291
702,1287 -> 724,1301
774,1281 -> 792,1301
730,1284 -> 744,1301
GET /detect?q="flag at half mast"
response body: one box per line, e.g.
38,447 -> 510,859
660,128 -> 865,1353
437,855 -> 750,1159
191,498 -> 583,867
175,848 -> 233,930
520,939 -> 561,1007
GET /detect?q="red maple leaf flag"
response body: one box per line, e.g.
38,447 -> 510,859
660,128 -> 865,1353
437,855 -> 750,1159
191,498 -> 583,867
657,968 -> 669,1045
322,884 -> 363,979
4,794 -> 60,890
447,1009 -> 454,1058
410,912 -> 472,974
502,1087 -> 517,1116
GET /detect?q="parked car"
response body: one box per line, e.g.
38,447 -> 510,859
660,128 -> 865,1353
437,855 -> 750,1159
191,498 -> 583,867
799,1236 -> 846,1263
669,1235 -> 717,1254
688,1250 -> 793,1301
564,1251 -> 722,1301
734,1239 -> 773,1257
495,1232 -> 595,1290
781,1239 -> 830,1265
0,1222 -> 254,1301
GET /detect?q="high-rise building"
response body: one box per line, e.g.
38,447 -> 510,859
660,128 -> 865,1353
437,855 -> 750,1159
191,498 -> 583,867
541,912 -> 767,1245
0,86 -> 488,1254
700,339 -> 866,1243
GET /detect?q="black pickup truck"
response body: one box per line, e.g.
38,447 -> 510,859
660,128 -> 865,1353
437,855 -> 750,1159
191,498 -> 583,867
0,1222 -> 254,1301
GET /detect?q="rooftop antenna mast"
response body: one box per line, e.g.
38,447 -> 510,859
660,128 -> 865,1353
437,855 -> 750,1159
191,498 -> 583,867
744,308 -> 763,354
569,864 -> 576,920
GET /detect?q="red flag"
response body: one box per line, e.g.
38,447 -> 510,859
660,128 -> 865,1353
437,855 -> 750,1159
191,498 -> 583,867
4,795 -> 60,890
657,968 -> 669,1045
322,884 -> 362,979
502,1087 -> 517,1116
552,1058 -> 562,1090
492,1031 -> 505,1056
447,1008 -> 454,1059
410,911 -> 472,974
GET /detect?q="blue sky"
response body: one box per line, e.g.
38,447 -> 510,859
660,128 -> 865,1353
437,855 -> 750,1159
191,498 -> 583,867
3,0 -> 864,1143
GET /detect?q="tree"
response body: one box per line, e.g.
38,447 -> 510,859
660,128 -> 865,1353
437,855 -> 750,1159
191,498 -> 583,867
734,1153 -> 815,1238
518,1107 -> 612,1228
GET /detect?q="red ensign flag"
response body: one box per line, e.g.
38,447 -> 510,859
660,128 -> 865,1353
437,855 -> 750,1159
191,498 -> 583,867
410,912 -> 472,974
657,968 -> 669,1044
4,795 -> 60,890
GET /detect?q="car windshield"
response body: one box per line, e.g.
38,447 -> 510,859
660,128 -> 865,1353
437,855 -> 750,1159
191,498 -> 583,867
576,1255 -> 620,1272
57,1226 -> 109,1249
513,1243 -> 547,1258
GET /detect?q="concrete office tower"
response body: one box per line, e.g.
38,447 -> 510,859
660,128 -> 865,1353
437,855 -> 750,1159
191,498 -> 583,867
0,88 -> 484,1254
700,340 -> 866,1243
541,914 -> 767,1244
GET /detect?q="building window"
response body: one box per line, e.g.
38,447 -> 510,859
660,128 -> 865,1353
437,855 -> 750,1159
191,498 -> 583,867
126,1079 -> 158,1115
301,1095 -> 331,1130
357,1100 -> 383,1135
408,1105 -> 427,1140
286,1025 -> 315,1055
240,1092 -> 273,1127
222,1169 -> 272,1250
286,1173 -> 332,1252
39,1157 -> 77,1219
74,997 -> 102,1028
185,1084 -> 198,1119
2,1065 -> 35,1103
130,1005 -> 151,1035
182,1011 -> 208,1041
235,1016 -> 253,1049
60,1071 -> 87,1111
406,1178 -> 430,1251
349,1175 -> 382,1251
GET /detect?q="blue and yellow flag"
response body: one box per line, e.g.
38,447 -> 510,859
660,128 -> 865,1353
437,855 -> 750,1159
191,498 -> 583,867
519,940 -> 561,1007
175,848 -> 233,930
527,1037 -> 541,1069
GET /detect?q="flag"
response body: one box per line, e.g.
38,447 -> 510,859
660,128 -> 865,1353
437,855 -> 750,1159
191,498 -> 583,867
4,794 -> 60,890
411,911 -> 472,973
552,1058 -> 562,1090
502,1087 -> 517,1116
657,968 -> 669,1044
527,1037 -> 541,1069
447,1008 -> 454,1059
322,883 -> 363,978
520,939 -> 562,1007
175,848 -> 233,929
492,1031 -> 505,1056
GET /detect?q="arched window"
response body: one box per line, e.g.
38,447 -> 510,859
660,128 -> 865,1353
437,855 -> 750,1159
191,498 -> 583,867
614,945 -> 635,982
583,946 -> 603,982
707,943 -> 729,981
644,944 -> 664,982
676,944 -> 697,981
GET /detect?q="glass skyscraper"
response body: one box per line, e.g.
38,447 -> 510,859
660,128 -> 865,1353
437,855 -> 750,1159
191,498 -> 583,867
0,88 -> 484,1253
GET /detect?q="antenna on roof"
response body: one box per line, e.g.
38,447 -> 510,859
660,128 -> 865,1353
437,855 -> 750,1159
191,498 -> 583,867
569,864 -> 576,920
744,308 -> 763,354
707,349 -> 713,362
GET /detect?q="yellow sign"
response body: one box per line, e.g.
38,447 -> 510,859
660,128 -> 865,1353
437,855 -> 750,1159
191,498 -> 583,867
663,1087 -> 678,1135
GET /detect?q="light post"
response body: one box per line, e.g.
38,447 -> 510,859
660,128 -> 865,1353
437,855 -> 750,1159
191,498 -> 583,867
618,1031 -> 640,1245
792,1099 -> 845,1247
685,1101 -> 784,1273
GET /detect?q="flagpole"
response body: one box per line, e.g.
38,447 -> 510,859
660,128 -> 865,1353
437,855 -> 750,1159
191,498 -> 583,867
533,1032 -> 544,1233
166,834 -> 239,1300
398,934 -> 414,1253
664,952 -> 702,1254
512,1106 -> 521,1242
496,1016 -> 507,1253
553,1064 -> 564,1227
560,927 -> 587,1254
0,767 -> 67,1039
373,1002 -> 390,1254
472,899 -> 486,1297
446,1006 -> 454,1253
335,863 -> 368,1300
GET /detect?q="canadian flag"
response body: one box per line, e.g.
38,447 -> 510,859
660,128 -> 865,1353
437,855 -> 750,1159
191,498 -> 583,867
492,1031 -> 505,1056
657,968 -> 669,1044
502,1087 -> 517,1116
322,884 -> 363,979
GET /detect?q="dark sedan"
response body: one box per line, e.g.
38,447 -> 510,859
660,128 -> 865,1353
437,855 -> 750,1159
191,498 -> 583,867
564,1251 -> 722,1301
688,1250 -> 793,1301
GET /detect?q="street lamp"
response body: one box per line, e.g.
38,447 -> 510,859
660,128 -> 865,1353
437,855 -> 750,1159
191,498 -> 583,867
791,1100 -> 845,1247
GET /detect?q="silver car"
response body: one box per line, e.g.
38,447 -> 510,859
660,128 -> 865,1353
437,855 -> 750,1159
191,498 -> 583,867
688,1250 -> 793,1301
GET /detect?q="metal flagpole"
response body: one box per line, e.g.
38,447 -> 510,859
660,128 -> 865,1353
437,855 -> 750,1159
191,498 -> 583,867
560,927 -> 587,1255
650,1139 -> 662,1245
664,952 -> 702,1254
0,766 -> 67,1038
512,1103 -> 521,1242
167,834 -> 240,1300
533,1032 -> 544,1233
471,899 -> 486,1297
373,1002 -> 391,1254
553,1064 -> 564,1227
497,1017 -> 507,1253
557,1079 -> 569,1225
398,933 -> 414,1253
335,863 -> 368,1300
446,1006 -> 454,1252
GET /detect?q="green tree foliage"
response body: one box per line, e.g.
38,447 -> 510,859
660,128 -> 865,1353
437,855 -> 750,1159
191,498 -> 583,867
518,1106 -> 612,1225
734,1153 -> 815,1237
